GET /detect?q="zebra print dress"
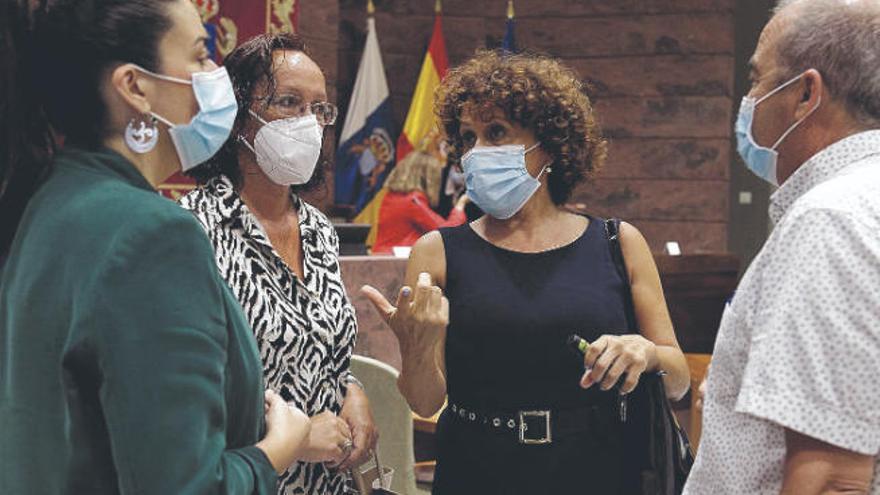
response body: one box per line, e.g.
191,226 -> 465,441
180,175 -> 357,495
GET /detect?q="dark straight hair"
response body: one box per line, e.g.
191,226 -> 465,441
0,0 -> 178,256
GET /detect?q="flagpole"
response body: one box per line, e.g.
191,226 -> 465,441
265,0 -> 271,32
367,0 -> 375,16
502,0 -> 516,53
435,0 -> 442,14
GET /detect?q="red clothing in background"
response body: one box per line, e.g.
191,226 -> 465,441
372,190 -> 466,254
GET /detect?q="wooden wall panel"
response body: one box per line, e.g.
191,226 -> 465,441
335,0 -> 736,253
601,138 -> 730,180
298,0 -> 340,212
571,179 -> 729,222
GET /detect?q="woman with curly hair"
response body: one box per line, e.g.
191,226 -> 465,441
363,50 -> 689,494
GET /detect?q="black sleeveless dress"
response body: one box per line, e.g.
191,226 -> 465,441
433,218 -> 631,495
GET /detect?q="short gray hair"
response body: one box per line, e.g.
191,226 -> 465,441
773,0 -> 880,127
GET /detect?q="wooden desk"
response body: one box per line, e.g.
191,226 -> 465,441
412,405 -> 445,463
655,254 -> 739,353
413,409 -> 443,435
685,353 -> 712,449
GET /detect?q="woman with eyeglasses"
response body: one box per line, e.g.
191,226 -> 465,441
180,33 -> 377,495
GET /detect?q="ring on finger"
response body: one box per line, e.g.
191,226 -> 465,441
341,439 -> 354,454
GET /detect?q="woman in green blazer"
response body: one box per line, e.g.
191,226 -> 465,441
0,1 -> 310,493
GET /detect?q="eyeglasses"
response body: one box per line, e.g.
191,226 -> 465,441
307,101 -> 338,126
255,93 -> 338,126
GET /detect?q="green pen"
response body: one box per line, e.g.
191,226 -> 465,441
567,334 -> 628,422
566,334 -> 590,356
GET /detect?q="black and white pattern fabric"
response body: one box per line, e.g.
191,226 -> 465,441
685,131 -> 880,494
180,175 -> 357,495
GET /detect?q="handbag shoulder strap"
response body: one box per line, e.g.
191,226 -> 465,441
605,218 -> 695,493
603,218 -> 638,332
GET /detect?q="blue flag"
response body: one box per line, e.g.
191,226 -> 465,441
335,16 -> 395,213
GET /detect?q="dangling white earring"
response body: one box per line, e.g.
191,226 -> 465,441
124,115 -> 159,153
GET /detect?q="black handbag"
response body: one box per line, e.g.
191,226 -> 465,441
603,218 -> 694,495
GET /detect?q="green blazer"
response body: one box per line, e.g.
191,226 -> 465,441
0,148 -> 278,494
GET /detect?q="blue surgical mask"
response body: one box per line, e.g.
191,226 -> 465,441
136,66 -> 238,171
735,73 -> 821,186
462,142 -> 549,220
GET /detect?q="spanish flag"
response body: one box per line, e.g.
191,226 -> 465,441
355,0 -> 449,246
395,0 -> 449,162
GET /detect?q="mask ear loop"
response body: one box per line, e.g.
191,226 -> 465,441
131,65 -> 193,86
134,65 -> 192,129
235,110 -> 264,155
248,109 -> 270,126
755,73 -> 804,106
237,134 -> 284,177
237,135 -> 257,154
535,163 -> 552,181
771,93 -> 822,150
750,72 -> 820,151
524,141 -> 542,154
238,129 -> 288,178
151,112 -> 175,129
525,141 -> 553,178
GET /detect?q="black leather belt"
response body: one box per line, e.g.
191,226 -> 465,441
447,402 -> 600,445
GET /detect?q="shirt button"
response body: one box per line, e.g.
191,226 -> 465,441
321,381 -> 332,391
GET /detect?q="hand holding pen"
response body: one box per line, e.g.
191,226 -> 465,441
567,333 -> 657,395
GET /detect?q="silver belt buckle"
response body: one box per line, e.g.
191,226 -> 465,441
518,410 -> 552,445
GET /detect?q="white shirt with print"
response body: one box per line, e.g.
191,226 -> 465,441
684,130 -> 880,494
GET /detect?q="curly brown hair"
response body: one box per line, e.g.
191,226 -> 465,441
435,50 -> 607,205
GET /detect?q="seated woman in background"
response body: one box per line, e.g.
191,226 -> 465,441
180,33 -> 376,495
0,0 -> 310,493
372,139 -> 469,255
363,50 -> 690,494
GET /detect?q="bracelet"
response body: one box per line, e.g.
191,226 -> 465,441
343,373 -> 365,391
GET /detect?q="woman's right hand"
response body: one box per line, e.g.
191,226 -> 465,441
298,411 -> 354,466
696,376 -> 708,411
362,235 -> 450,417
361,272 -> 449,353
257,389 -> 311,474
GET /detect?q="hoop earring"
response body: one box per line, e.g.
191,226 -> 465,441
124,115 -> 159,154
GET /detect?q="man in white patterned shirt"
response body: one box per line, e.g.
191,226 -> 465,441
685,1 -> 880,493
